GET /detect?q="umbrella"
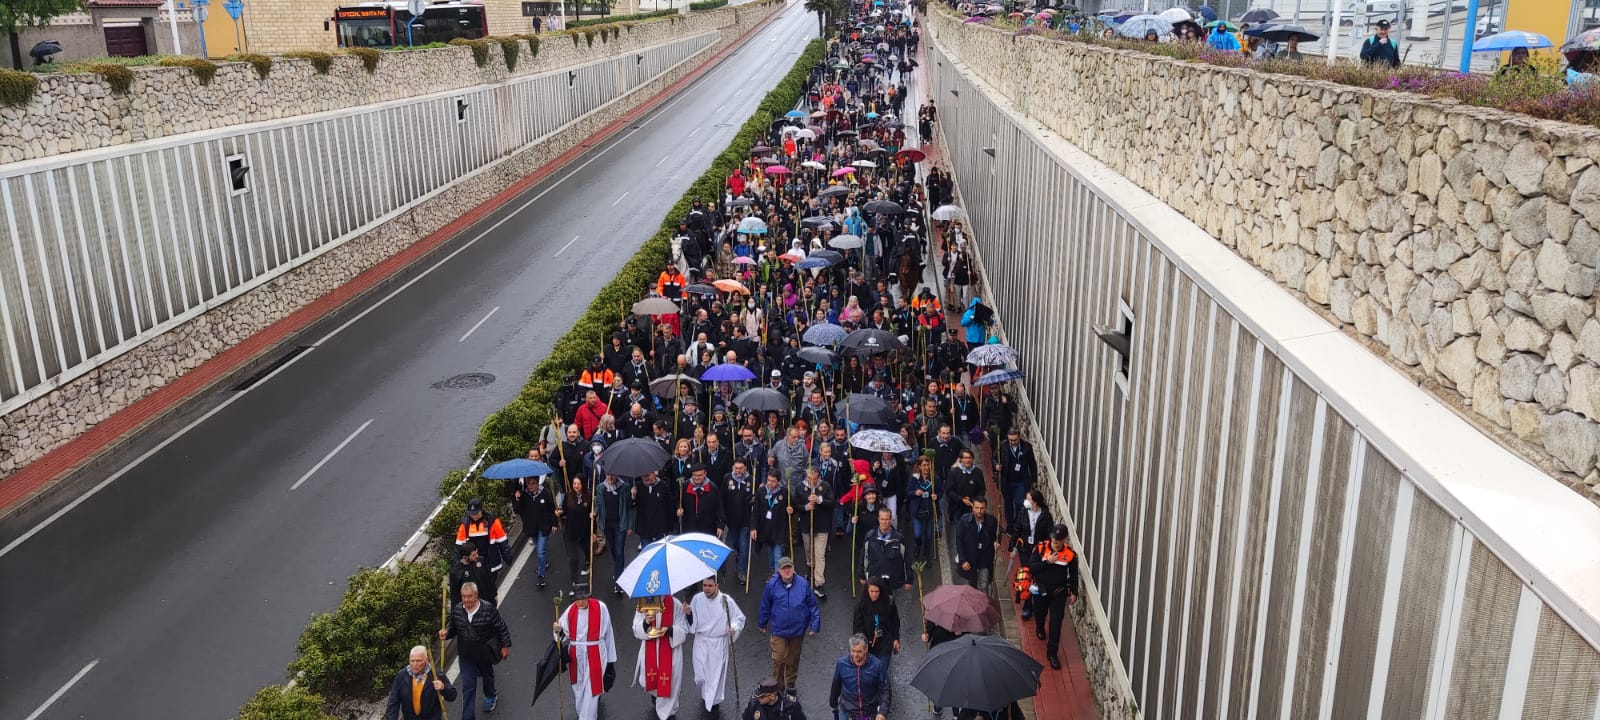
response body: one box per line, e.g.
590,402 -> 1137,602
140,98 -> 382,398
931,204 -> 966,221
765,165 -> 792,175
1472,30 -> 1553,52
966,343 -> 1019,366
734,387 -> 791,413
809,110 -> 827,118
895,148 -> 926,163
840,328 -> 906,355
974,368 -> 1026,387
832,168 -> 857,178
922,583 -> 1002,633
836,394 -> 892,425
597,437 -> 672,476
619,533 -> 732,597
861,199 -> 904,215
1206,20 -> 1239,31
780,250 -> 807,263
737,217 -> 768,235
829,234 -> 864,250
632,297 -> 679,315
682,283 -> 719,296
851,159 -> 879,169
1239,7 -> 1278,24
797,257 -> 832,270
802,215 -> 838,228
728,197 -> 754,208
1117,15 -> 1173,38
810,249 -> 844,265
751,144 -> 773,153
649,373 -> 701,398
1244,23 -> 1319,42
1156,7 -> 1191,23
796,346 -> 837,365
712,279 -> 749,295
795,129 -> 817,140
835,130 -> 859,137
700,363 -> 757,382
849,428 -> 910,453
482,458 -> 554,479
859,140 -> 882,151
1197,5 -> 1218,22
758,155 -> 782,165
802,160 -> 827,170
731,256 -> 756,265
819,185 -> 851,198
784,110 -> 806,119
1564,28 -> 1600,55
911,635 -> 1042,711
532,639 -> 566,704
804,322 -> 849,346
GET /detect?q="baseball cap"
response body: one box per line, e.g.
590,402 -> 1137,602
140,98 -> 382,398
777,556 -> 795,568
1051,523 -> 1070,541
756,677 -> 782,695
772,370 -> 783,377
466,498 -> 484,513
1375,19 -> 1390,29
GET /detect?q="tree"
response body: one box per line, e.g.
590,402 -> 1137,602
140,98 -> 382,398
803,0 -> 838,38
1,0 -> 83,70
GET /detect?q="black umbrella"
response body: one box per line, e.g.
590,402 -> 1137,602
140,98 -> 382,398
836,129 -> 859,137
683,283 -> 719,296
597,437 -> 672,477
910,635 -> 1042,710
802,215 -> 838,229
818,186 -> 851,198
531,638 -> 567,705
1239,7 -> 1279,24
840,328 -> 906,355
862,199 -> 905,215
1246,23 -> 1319,42
650,373 -> 701,399
796,346 -> 837,366
734,387 -> 791,413
729,197 -> 755,208
810,249 -> 845,265
836,394 -> 891,425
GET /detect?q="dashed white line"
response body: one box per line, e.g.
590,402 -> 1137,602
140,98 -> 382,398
555,235 -> 582,256
655,154 -> 671,167
458,306 -> 499,343
611,191 -> 630,207
23,660 -> 99,720
290,419 -> 374,491
689,127 -> 702,137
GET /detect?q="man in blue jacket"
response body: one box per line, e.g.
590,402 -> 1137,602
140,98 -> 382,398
828,635 -> 890,720
758,557 -> 821,697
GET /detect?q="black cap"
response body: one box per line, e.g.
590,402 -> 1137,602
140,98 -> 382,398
572,581 -> 592,598
467,498 -> 484,513
1051,523 -> 1070,541
689,463 -> 708,473
1375,19 -> 1391,29
756,677 -> 782,695
592,355 -> 604,364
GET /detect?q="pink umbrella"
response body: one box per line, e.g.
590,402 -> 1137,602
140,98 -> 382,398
732,256 -> 756,265
832,167 -> 856,177
766,165 -> 791,175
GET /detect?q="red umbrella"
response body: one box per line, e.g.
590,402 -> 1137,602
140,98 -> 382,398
923,584 -> 1001,633
895,148 -> 926,163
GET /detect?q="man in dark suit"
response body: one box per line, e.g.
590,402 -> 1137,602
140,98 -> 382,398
995,428 -> 1038,524
954,497 -> 997,590
384,646 -> 458,720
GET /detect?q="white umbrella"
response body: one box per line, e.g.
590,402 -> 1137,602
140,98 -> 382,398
802,160 -> 827,169
931,204 -> 967,221
849,429 -> 911,454
852,160 -> 878,169
737,217 -> 767,234
796,129 -> 817,140
829,235 -> 864,250
618,533 -> 732,597
1157,7 -> 1192,24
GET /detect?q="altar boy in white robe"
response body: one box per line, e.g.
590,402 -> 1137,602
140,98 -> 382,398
555,584 -> 616,720
633,593 -> 689,720
687,574 -> 746,716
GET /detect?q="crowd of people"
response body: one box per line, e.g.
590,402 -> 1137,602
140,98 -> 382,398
385,1 -> 1085,720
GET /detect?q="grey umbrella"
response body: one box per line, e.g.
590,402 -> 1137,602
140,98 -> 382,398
861,199 -> 904,215
649,373 -> 701,399
835,394 -> 892,425
804,323 -> 849,346
910,635 -> 1042,711
795,346 -> 838,366
734,387 -> 791,413
810,249 -> 845,265
597,437 -> 672,477
840,328 -> 906,356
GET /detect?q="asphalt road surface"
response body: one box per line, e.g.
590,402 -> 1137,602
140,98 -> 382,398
0,4 -> 831,718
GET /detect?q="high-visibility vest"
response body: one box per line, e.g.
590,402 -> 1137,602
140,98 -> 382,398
1012,565 -> 1032,603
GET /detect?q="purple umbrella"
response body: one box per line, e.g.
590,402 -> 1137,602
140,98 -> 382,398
700,364 -> 757,382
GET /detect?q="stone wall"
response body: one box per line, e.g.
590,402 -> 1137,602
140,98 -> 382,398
0,0 -> 782,486
930,8 -> 1600,499
0,3 -> 772,163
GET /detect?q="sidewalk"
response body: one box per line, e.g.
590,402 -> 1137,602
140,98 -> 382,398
910,18 -> 1100,719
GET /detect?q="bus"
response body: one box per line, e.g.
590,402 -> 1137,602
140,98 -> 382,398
334,1 -> 489,49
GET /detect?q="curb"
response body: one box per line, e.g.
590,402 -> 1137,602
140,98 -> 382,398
0,0 -> 795,527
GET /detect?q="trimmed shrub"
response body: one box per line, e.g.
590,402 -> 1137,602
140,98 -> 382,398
499,37 -> 521,71
159,56 -> 219,84
0,68 -> 39,106
85,63 -> 134,93
237,684 -> 337,720
566,8 -> 674,28
584,30 -> 596,48
528,35 -> 541,58
449,37 -> 492,67
690,0 -> 728,10
347,47 -> 381,73
284,50 -> 334,75
288,561 -> 448,698
238,53 -> 273,79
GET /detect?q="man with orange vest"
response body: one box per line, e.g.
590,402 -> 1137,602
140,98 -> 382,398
455,498 -> 512,573
579,356 -> 616,399
1027,523 -> 1079,671
657,262 -> 687,300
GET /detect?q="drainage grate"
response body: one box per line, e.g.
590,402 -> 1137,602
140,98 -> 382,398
232,346 -> 311,391
435,373 -> 496,390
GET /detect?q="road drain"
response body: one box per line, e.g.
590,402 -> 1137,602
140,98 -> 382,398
436,373 -> 496,390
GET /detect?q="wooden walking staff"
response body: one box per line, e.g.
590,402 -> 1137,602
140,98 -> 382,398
553,592 -> 566,720
437,585 -> 451,720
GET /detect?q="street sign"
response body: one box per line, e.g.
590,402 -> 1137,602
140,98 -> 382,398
223,0 -> 243,20
194,4 -> 208,22
407,0 -> 426,18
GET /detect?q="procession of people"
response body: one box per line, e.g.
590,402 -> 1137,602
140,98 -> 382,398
392,0 -> 1084,718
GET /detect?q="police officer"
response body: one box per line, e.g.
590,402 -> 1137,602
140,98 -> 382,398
1027,524 -> 1080,670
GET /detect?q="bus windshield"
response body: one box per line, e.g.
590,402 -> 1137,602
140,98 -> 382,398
335,4 -> 487,48
337,15 -> 395,48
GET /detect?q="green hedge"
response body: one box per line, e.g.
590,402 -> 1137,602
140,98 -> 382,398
690,0 -> 729,9
236,685 -> 338,720
567,9 -> 675,28
287,561 -> 448,698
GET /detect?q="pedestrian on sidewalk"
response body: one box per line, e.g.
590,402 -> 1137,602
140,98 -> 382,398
751,470 -> 795,575
758,557 -> 821,697
954,497 -> 997,591
798,466 -> 835,599
438,582 -> 511,717
994,428 -> 1037,526
1028,524 -> 1080,670
1008,489 -> 1054,620
383,646 -> 457,720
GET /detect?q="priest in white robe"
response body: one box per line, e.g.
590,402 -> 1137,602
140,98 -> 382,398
557,586 -> 616,720
687,574 -> 746,713
632,594 -> 688,720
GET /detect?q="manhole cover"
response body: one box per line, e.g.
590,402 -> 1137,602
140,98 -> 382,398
436,373 -> 496,390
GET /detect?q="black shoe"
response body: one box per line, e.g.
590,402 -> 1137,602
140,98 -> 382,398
1048,656 -> 1061,670
1035,630 -> 1046,640
1021,609 -> 1032,620
814,586 -> 828,600
537,576 -> 548,589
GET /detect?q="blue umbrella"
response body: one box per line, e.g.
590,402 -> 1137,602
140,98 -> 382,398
701,363 -> 757,382
866,111 -> 880,119
784,110 -> 807,119
803,322 -> 848,346
1471,30 -> 1553,52
797,257 -> 832,270
1196,5 -> 1218,23
482,458 -> 554,479
974,368 -> 1026,387
618,533 -> 732,597
1117,14 -> 1173,38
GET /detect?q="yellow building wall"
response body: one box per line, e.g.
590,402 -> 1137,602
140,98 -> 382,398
1504,0 -> 1573,44
200,5 -> 252,57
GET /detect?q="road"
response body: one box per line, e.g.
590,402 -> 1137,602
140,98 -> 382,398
0,4 -> 826,718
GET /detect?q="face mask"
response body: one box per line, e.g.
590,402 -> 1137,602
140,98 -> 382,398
1023,499 -> 1034,510
592,444 -> 604,455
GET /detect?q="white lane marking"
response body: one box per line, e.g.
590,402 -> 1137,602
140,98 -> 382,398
458,306 -> 499,343
289,419 -> 374,491
0,8 -> 808,559
655,154 -> 671,167
555,235 -> 582,256
689,127 -> 702,137
23,660 -> 99,720
610,191 -> 629,207
715,104 -> 726,113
